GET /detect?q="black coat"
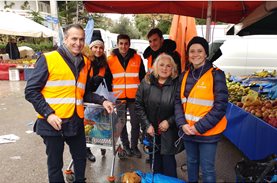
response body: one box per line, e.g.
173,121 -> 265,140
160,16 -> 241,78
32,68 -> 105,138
135,74 -> 183,155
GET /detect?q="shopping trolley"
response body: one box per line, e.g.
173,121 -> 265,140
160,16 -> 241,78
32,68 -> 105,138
65,100 -> 127,183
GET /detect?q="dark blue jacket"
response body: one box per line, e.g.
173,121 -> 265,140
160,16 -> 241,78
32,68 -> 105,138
25,47 -> 106,137
175,61 -> 228,143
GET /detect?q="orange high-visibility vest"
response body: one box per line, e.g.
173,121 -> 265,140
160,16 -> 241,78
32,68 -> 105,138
38,51 -> 90,119
98,67 -> 105,77
180,67 -> 227,136
147,55 -> 153,72
107,53 -> 141,99
88,65 -> 105,78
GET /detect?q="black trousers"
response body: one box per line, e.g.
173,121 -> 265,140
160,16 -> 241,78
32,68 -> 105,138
42,130 -> 86,183
149,137 -> 177,178
120,101 -> 140,148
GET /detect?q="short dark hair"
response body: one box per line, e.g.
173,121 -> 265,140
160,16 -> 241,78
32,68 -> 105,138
64,24 -> 84,37
147,28 -> 163,39
117,34 -> 130,44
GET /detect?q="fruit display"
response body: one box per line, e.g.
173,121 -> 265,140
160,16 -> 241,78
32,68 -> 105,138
227,76 -> 277,128
241,98 -> 277,128
253,69 -> 277,78
227,79 -> 251,104
0,58 -> 36,67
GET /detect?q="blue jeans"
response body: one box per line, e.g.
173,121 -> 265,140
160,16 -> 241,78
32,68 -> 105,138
184,140 -> 218,183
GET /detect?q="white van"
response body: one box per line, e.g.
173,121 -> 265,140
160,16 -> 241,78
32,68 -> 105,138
130,39 -> 149,71
211,35 -> 277,76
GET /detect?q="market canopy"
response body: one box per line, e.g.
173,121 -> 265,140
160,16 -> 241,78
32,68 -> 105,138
84,1 -> 264,24
227,1 -> 277,35
0,11 -> 56,38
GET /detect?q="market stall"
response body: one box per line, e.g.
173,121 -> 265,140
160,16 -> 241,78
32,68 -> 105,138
225,72 -> 277,160
224,102 -> 277,160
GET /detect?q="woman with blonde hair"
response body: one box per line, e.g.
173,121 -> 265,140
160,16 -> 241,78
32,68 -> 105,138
135,53 -> 183,177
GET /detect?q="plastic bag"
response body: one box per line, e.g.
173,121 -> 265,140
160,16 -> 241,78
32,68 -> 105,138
135,170 -> 186,183
95,79 -> 121,103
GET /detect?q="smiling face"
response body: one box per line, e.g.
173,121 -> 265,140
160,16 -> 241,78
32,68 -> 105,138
63,27 -> 85,56
188,43 -> 207,69
118,39 -> 130,57
148,33 -> 164,51
157,57 -> 173,80
91,44 -> 104,57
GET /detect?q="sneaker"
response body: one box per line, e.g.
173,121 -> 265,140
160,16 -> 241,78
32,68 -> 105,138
86,148 -> 96,162
132,147 -> 142,158
123,146 -> 133,157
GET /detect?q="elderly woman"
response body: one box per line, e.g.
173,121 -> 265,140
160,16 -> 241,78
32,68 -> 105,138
175,36 -> 228,182
135,53 -> 183,177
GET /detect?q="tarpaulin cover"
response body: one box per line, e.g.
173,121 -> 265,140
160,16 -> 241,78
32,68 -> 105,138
0,11 -> 56,38
84,1 -> 263,24
135,170 -> 186,183
223,102 -> 277,160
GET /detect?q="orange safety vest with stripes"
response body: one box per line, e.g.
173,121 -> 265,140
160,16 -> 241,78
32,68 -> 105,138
107,53 -> 141,99
180,67 -> 227,136
147,55 -> 153,72
38,51 -> 90,119
88,64 -> 105,78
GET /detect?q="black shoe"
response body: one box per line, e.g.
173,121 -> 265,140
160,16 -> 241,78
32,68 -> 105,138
123,146 -> 133,157
100,149 -> 106,156
86,148 -> 96,162
132,147 -> 142,158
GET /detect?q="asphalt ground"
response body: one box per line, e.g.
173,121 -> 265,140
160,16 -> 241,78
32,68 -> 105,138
0,81 -> 244,183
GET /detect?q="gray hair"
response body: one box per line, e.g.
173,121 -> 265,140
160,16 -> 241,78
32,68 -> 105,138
64,24 -> 84,38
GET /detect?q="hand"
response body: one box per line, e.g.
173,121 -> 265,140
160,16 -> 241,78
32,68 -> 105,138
182,124 -> 195,135
102,100 -> 113,113
190,125 -> 200,135
147,125 -> 155,137
159,120 -> 169,132
47,114 -> 62,131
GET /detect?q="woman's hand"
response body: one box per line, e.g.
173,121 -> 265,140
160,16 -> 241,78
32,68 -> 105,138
182,124 -> 195,135
147,125 -> 155,137
159,120 -> 169,132
190,125 -> 200,135
102,100 -> 113,113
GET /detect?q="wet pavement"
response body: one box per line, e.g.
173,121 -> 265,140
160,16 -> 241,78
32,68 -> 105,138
0,81 -> 244,183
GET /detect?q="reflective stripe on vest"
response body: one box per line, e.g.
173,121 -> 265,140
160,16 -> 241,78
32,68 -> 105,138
180,67 -> 227,136
108,53 -> 141,99
147,55 -> 153,72
38,51 -> 90,119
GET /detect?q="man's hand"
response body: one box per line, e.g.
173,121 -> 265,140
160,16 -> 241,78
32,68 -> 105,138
159,120 -> 169,132
47,114 -> 62,131
102,100 -> 113,113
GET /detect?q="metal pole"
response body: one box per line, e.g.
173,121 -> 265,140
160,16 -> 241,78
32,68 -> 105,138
206,0 -> 212,42
50,0 -> 58,45
35,0 -> 39,12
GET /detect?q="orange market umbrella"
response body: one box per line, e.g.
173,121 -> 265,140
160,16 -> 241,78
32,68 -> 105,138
169,15 -> 197,71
